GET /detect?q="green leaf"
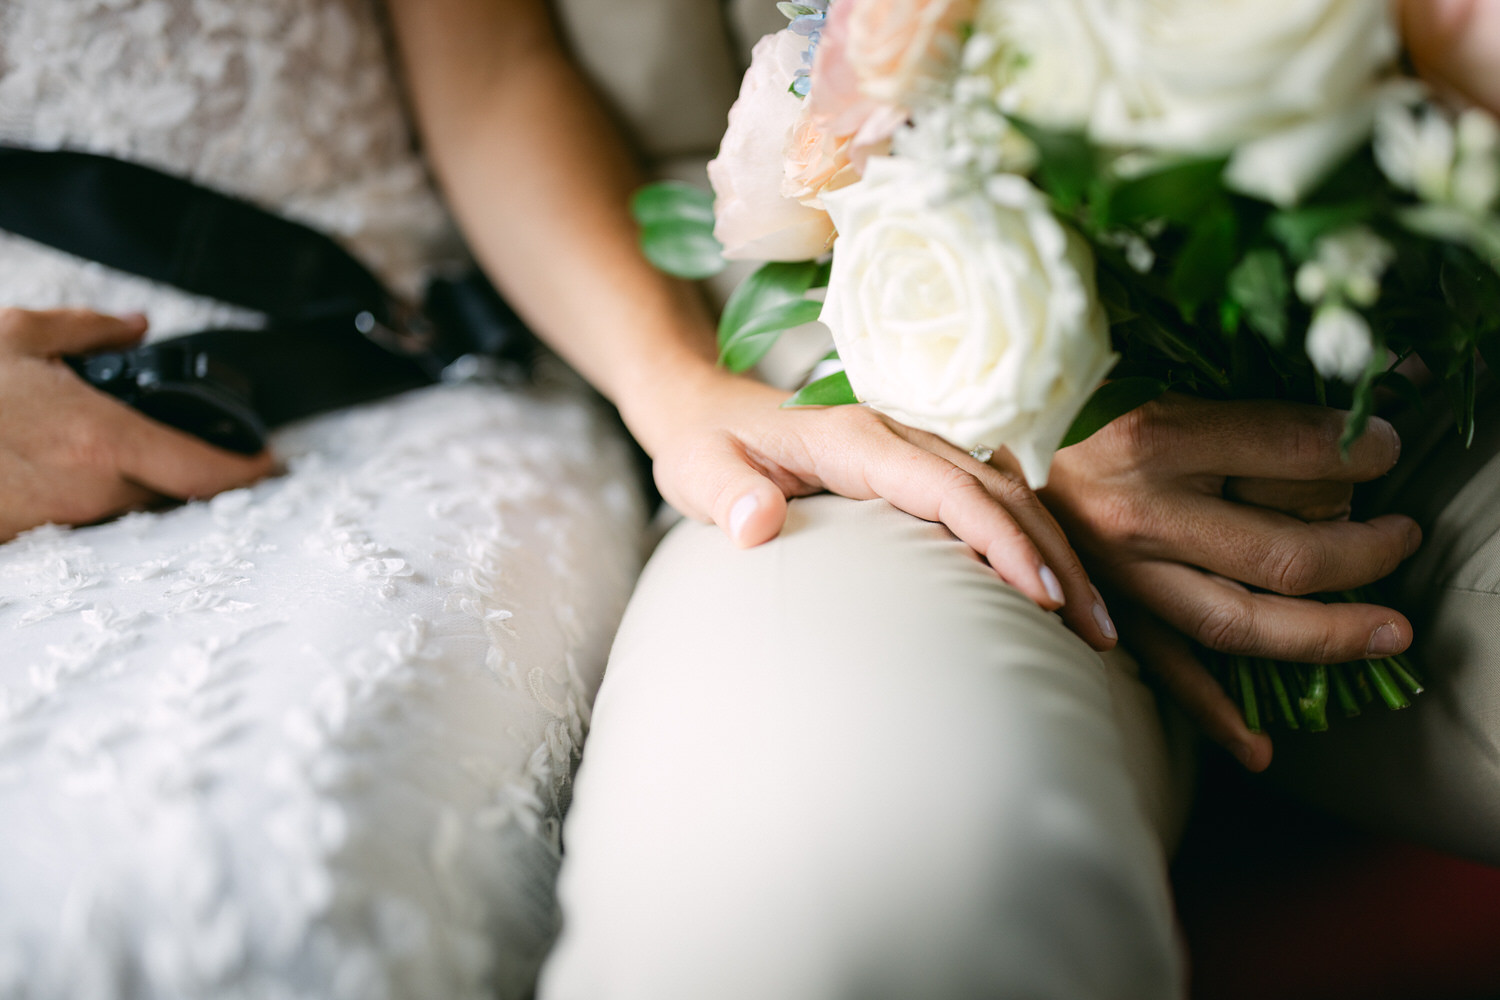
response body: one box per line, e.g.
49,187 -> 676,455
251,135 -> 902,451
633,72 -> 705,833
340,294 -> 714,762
1227,249 -> 1291,346
1479,328 -> 1500,373
639,220 -> 726,279
719,299 -> 824,372
1339,347 -> 1394,453
1268,203 -> 1373,259
630,181 -> 716,228
1059,377 -> 1169,448
1006,118 -> 1097,209
717,259 -> 825,370
1098,157 -> 1227,228
782,369 -> 857,407
777,2 -> 820,17
1170,209 -> 1238,315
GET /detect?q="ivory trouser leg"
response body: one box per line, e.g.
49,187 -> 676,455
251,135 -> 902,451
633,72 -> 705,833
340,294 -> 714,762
1274,390 -> 1500,865
539,495 -> 1188,1000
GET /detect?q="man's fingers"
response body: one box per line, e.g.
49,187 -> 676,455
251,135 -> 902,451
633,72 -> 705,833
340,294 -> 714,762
0,308 -> 148,356
1129,612 -> 1273,772
1222,477 -> 1354,521
1403,0 -> 1500,115
1135,395 -> 1401,482
103,402 -> 276,501
1126,561 -> 1414,664
1159,498 -> 1419,596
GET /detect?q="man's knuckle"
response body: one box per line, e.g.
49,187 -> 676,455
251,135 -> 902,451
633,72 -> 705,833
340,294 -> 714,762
1193,599 -> 1252,652
63,422 -> 118,471
1093,492 -> 1152,546
1267,536 -> 1327,595
1287,413 -> 1343,474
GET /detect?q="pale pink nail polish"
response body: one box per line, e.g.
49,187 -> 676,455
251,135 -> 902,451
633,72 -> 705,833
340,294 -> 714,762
1039,566 -> 1065,605
728,493 -> 759,542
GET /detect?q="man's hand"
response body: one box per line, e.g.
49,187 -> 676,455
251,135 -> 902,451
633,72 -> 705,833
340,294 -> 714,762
0,308 -> 275,541
1403,0 -> 1500,115
1041,394 -> 1420,770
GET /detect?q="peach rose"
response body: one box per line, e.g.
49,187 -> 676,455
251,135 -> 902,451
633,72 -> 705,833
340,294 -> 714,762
708,29 -> 836,261
784,4 -> 911,210
845,0 -> 975,107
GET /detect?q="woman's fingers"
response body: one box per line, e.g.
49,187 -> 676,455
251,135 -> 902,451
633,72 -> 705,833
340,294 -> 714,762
1124,560 -> 1413,664
1128,611 -> 1273,772
0,307 -> 148,356
887,422 -> 1116,648
654,433 -> 795,548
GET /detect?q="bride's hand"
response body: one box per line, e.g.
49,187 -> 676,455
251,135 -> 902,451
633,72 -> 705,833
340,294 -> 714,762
1040,393 -> 1420,770
625,366 -> 1118,652
0,308 -> 275,541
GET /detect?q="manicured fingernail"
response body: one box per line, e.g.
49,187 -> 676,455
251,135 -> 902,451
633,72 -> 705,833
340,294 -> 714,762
1039,566 -> 1065,605
1233,743 -> 1256,768
728,493 -> 759,542
1089,584 -> 1117,640
1367,622 -> 1402,656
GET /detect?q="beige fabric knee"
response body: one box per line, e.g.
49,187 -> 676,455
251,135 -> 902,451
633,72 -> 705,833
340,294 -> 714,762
1274,390 -> 1500,865
539,496 -> 1188,1000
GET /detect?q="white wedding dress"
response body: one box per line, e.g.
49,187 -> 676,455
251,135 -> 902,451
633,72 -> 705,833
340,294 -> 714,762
0,2 -> 648,997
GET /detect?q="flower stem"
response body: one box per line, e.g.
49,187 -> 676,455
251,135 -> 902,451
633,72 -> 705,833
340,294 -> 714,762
1387,655 -> 1425,695
1236,658 -> 1262,734
1267,661 -> 1299,730
1298,664 -> 1330,732
1329,663 -> 1361,718
1365,659 -> 1412,710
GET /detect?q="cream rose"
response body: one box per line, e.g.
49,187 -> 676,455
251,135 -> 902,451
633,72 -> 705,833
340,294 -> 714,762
820,157 -> 1115,488
708,29 -> 836,261
978,0 -> 1399,205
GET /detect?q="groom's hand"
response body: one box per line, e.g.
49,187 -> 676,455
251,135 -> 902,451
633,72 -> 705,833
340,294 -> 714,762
1040,394 -> 1420,770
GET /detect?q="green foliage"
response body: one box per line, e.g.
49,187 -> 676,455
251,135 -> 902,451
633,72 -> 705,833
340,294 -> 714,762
1268,202 -> 1372,259
1170,208 -> 1238,316
1007,118 -> 1099,210
718,260 -> 826,373
1227,249 -> 1291,346
783,369 -> 857,407
1059,377 -> 1170,448
631,181 -> 725,280
1096,157 -> 1227,229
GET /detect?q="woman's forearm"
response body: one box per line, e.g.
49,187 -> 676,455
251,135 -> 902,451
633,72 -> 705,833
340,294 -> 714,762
387,0 -> 720,446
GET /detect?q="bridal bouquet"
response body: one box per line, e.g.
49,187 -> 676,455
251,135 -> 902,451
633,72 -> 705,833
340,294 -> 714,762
635,0 -> 1500,732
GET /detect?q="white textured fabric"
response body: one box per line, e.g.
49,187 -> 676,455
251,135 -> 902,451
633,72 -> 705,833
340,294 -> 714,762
541,496 -> 1187,1000
0,1 -> 649,997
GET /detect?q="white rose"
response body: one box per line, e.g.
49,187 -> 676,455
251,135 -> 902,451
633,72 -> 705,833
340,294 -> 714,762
820,157 -> 1115,488
1305,304 -> 1374,383
978,0 -> 1399,205
708,30 -> 836,261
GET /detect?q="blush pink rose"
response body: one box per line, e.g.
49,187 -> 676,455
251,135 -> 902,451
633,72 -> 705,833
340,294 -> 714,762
708,29 -> 836,261
845,0 -> 975,106
783,5 -> 910,210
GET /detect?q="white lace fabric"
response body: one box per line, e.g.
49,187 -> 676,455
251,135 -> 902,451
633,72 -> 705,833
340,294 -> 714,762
0,3 -> 649,997
0,0 -> 458,331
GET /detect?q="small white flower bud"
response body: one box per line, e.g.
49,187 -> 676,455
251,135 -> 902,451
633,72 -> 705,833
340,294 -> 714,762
1306,304 -> 1375,383
1296,263 -> 1328,304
